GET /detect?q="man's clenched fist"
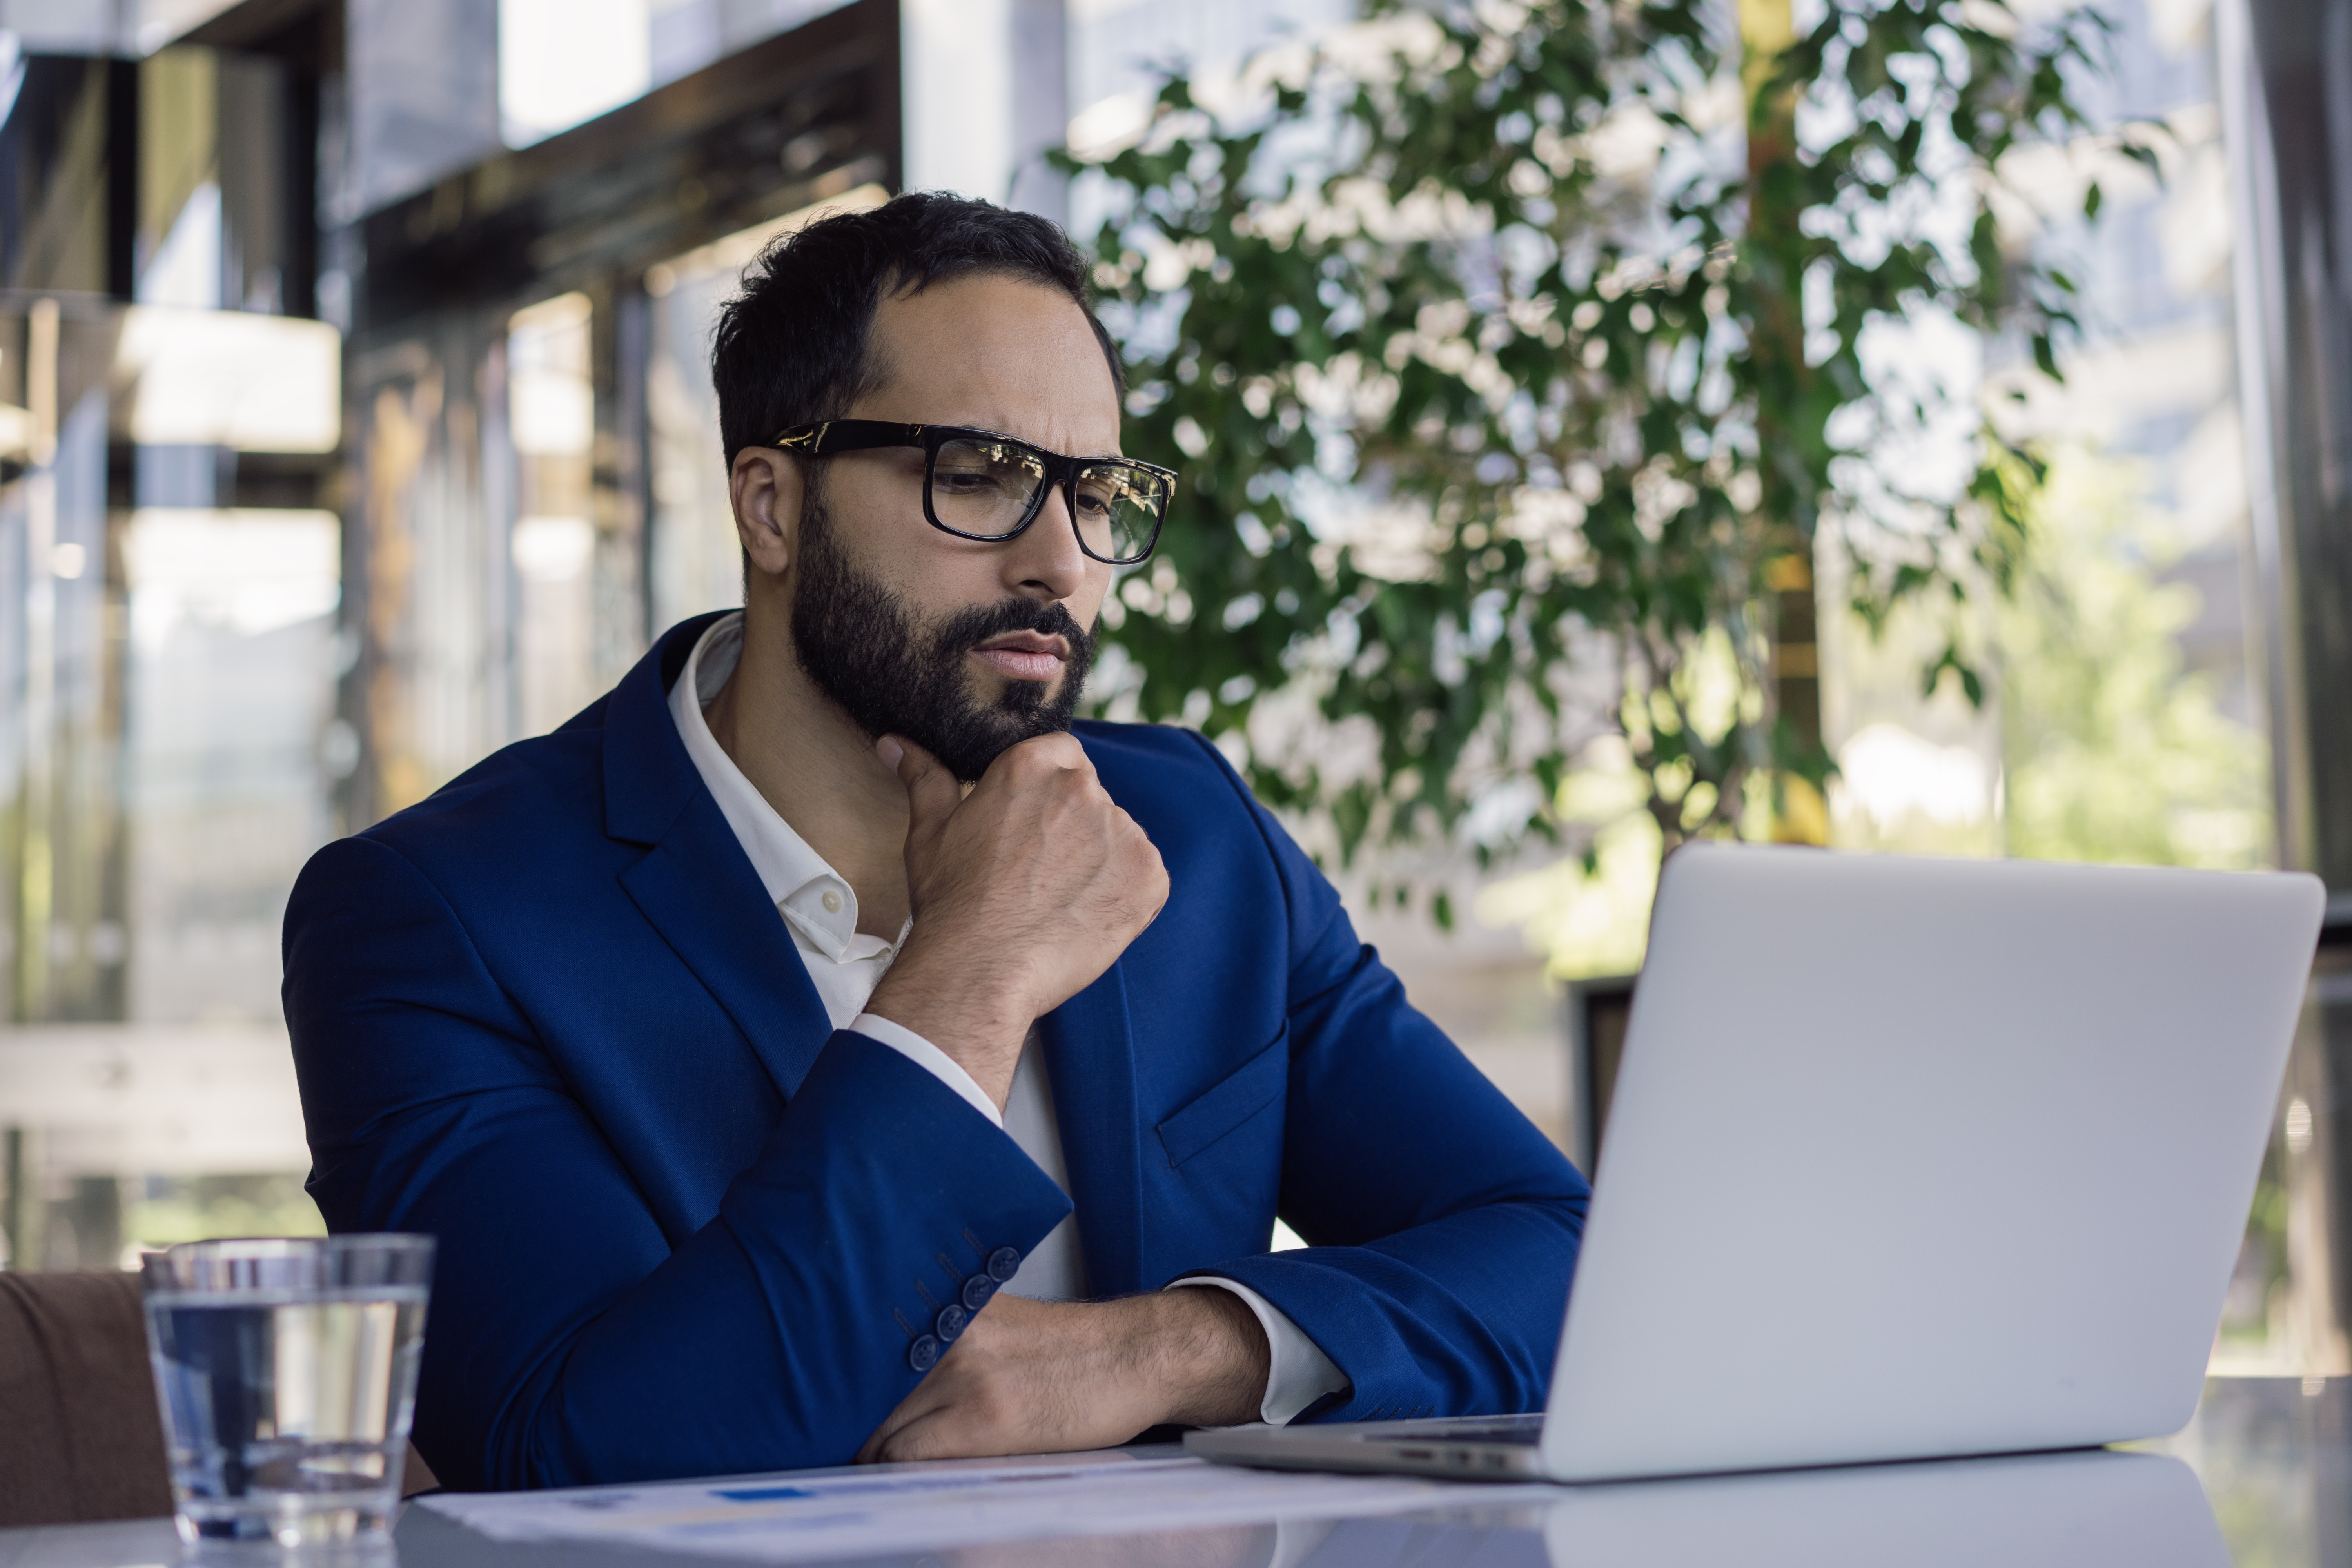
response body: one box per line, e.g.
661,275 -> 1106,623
863,731 -> 1167,1108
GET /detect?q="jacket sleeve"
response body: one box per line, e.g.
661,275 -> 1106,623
284,834 -> 1071,1490
1172,737 -> 1593,1423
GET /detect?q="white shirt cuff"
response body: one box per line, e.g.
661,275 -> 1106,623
849,1012 -> 1003,1129
1168,1277 -> 1349,1425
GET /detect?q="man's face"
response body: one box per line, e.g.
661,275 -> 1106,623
784,273 -> 1122,782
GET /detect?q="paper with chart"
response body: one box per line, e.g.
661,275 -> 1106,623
418,1450 -> 1552,1562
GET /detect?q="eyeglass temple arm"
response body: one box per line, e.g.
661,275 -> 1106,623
774,422 -> 935,457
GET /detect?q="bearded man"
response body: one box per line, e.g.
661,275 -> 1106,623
285,194 -> 1590,1491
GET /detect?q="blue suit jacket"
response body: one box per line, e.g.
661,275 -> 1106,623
284,612 -> 1590,1490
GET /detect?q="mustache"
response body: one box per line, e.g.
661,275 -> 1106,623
929,595 -> 1097,665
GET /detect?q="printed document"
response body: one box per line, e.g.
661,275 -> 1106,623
418,1449 -> 1551,1562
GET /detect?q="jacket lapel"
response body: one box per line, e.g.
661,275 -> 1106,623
603,615 -> 1152,1252
604,613 -> 835,1100
619,800 -> 836,1100
1039,964 -> 1145,1296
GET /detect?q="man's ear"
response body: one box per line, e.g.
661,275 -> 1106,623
730,447 -> 804,584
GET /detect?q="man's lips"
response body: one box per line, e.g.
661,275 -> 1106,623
970,632 -> 1068,682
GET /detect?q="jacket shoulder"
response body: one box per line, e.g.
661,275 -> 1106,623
1072,720 -> 1254,811
1077,719 -> 1279,851
340,727 -> 607,880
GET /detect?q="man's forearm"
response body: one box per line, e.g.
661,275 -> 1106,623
863,957 -> 1032,1110
858,1288 -> 1272,1462
1147,1284 -> 1273,1428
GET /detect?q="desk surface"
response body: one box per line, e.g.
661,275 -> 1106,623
3,1378 -> 2343,1568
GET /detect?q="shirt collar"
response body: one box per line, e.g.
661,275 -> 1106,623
668,612 -> 901,964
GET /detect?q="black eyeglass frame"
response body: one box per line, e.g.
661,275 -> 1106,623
769,419 -> 1177,565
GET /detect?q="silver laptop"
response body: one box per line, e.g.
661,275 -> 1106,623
1190,843 -> 2324,1483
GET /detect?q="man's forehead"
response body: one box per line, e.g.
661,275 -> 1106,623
860,272 -> 1121,449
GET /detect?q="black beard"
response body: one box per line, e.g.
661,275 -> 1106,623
790,494 -> 1097,784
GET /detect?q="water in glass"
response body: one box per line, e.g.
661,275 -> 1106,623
142,1236 -> 432,1550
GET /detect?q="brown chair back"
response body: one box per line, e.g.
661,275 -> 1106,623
0,1269 -> 437,1527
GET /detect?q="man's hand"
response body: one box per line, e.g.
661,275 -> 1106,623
857,1289 -> 1272,1464
863,732 -> 1167,1107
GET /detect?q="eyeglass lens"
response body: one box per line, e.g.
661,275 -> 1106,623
932,436 -> 1168,562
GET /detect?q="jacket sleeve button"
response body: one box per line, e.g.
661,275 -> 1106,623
907,1335 -> 941,1373
987,1246 -> 1022,1282
935,1303 -> 970,1341
960,1273 -> 998,1312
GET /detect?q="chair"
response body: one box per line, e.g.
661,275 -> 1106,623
1565,973 -> 1636,1172
0,1270 -> 437,1527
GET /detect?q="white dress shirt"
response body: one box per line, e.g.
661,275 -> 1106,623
668,612 -> 1345,1423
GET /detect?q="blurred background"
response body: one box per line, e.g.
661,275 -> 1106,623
0,0 -> 2339,1386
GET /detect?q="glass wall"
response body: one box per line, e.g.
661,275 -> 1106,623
643,188 -> 886,636
122,506 -> 339,1024
0,2 -> 895,1271
0,42 -> 340,1268
498,0 -> 858,146
646,248 -> 744,639
508,292 -> 600,733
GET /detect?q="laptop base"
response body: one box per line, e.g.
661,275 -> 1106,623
1185,1414 -> 1549,1481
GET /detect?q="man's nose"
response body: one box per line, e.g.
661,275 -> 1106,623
1000,484 -> 1091,601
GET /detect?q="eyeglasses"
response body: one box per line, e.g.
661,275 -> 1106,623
771,420 -> 1176,566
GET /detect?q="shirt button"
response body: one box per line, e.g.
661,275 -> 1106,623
820,889 -> 843,913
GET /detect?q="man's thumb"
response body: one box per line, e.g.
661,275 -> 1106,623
878,735 -> 958,842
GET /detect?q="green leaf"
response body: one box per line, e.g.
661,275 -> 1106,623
2033,334 -> 2063,383
1051,0 -> 2104,919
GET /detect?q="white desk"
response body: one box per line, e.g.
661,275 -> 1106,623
0,1378 -> 2339,1568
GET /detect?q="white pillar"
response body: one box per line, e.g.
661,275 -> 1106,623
345,0 -> 502,216
1008,0 -> 1069,223
901,0 -> 1066,219
902,0 -> 1016,202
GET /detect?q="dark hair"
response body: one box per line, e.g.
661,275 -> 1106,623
710,192 -> 1124,469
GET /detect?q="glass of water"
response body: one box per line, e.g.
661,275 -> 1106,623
141,1235 -> 434,1550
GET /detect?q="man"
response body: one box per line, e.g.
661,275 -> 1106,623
285,193 -> 1589,1491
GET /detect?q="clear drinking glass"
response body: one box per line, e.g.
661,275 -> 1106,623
141,1235 -> 434,1550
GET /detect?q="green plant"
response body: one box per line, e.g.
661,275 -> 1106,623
1058,0 -> 2132,919
1998,445 -> 2269,871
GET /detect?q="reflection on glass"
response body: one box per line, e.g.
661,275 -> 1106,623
122,507 -> 339,1022
508,293 -> 596,735
114,308 -> 341,452
937,1523 -> 1278,1568
13,361 -> 131,1026
1537,1449 -> 2223,1568
2160,1378 -> 2329,1567
500,0 -> 651,146
921,1450 -> 2221,1568
645,185 -> 887,637
499,0 -> 859,147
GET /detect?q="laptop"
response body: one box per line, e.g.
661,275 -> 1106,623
1189,843 -> 2324,1483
